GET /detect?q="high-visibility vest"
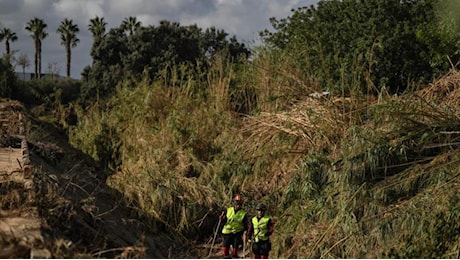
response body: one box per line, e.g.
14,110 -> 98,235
252,215 -> 270,242
222,207 -> 246,234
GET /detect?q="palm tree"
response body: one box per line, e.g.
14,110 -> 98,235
88,16 -> 107,43
121,16 -> 141,36
25,17 -> 48,79
57,18 -> 79,78
0,28 -> 18,56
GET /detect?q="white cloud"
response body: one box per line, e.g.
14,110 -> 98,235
52,0 -> 106,26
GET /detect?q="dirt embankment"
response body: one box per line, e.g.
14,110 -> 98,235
0,99 -> 186,258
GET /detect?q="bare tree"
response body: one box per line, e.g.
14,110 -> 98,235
16,53 -> 30,77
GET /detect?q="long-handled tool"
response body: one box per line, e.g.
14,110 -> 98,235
245,238 -> 253,259
208,211 -> 224,258
242,233 -> 246,259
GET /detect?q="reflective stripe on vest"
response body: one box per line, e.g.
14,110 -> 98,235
252,215 -> 270,242
222,207 -> 246,234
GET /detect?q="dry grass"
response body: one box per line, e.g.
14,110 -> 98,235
66,50 -> 460,258
417,69 -> 460,110
267,69 -> 460,258
242,98 -> 345,150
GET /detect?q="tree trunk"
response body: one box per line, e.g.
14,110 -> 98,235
38,41 -> 42,79
66,44 -> 71,78
34,40 -> 38,79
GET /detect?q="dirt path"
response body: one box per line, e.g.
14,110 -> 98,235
0,99 -> 51,258
0,99 -> 183,258
0,99 -> 229,258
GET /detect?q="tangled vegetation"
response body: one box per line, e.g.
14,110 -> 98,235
66,54 -> 460,258
1,0 -> 460,258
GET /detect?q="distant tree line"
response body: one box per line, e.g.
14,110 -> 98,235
82,17 -> 250,104
0,17 -> 79,79
0,15 -> 250,104
2,0 -> 459,102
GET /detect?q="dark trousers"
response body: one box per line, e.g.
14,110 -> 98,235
222,232 -> 244,250
252,240 -> 271,258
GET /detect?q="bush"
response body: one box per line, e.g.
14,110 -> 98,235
12,78 -> 81,107
0,57 -> 17,98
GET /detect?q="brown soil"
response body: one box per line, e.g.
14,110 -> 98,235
0,98 -> 187,258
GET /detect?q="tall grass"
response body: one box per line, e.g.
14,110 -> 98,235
69,55 -> 247,238
271,72 -> 460,258
67,47 -> 460,258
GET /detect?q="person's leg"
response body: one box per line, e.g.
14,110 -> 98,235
252,242 -> 261,259
232,232 -> 243,258
260,240 -> 271,259
222,234 -> 231,257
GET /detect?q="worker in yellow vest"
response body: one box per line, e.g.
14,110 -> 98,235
248,203 -> 274,259
219,194 -> 249,258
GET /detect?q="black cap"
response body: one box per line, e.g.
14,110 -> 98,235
256,203 -> 266,211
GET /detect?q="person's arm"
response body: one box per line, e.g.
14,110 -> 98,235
247,216 -> 253,239
243,215 -> 250,233
219,209 -> 226,221
267,218 -> 274,236
242,215 -> 250,244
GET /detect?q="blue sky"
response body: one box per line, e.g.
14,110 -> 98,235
0,0 -> 319,79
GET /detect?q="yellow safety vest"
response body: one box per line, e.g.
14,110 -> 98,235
222,207 -> 246,234
252,215 -> 270,242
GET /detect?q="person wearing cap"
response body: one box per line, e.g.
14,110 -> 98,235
219,194 -> 249,258
248,203 -> 274,259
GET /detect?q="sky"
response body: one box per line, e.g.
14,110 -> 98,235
0,0 -> 319,79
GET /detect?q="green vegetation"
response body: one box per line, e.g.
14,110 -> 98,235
261,0 -> 460,94
0,57 -> 17,98
2,0 -> 460,258
81,20 -> 250,105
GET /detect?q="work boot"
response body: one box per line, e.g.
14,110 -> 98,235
231,248 -> 239,258
223,247 -> 230,258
